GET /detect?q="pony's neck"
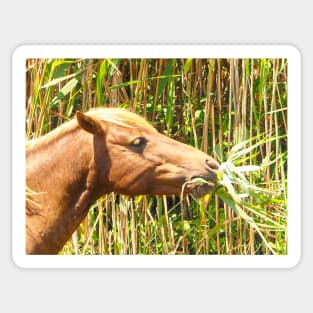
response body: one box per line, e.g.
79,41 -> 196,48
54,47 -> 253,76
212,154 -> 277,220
26,123 -> 104,254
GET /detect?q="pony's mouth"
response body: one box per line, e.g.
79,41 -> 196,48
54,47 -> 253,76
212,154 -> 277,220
183,176 -> 217,198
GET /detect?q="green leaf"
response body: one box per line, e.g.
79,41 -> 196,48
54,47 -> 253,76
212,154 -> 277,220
191,177 -> 209,186
50,77 -> 79,108
41,72 -> 79,89
96,59 -> 110,105
157,60 -> 174,99
183,58 -> 193,74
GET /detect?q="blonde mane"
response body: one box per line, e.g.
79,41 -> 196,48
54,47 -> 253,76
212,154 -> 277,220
85,108 -> 155,130
26,108 -> 156,150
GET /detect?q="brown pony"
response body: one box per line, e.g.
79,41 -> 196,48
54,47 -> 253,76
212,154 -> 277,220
26,108 -> 219,254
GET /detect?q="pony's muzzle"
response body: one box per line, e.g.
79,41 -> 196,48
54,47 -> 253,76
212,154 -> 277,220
205,158 -> 220,171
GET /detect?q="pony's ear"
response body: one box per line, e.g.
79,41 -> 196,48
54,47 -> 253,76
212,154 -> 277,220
76,111 -> 104,135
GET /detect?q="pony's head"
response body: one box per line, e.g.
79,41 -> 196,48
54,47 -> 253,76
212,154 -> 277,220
77,108 -> 219,198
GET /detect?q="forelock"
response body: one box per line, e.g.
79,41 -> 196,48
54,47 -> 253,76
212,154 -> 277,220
85,108 -> 156,131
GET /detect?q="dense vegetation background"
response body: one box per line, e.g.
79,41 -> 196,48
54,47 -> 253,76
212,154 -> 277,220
26,58 -> 288,255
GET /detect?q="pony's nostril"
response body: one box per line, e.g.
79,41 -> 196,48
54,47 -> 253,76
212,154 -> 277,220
205,158 -> 219,171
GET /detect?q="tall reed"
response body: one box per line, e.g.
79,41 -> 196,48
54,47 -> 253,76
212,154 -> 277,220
26,58 -> 288,255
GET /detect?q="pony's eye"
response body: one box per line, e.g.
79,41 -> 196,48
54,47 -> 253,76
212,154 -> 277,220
129,137 -> 147,149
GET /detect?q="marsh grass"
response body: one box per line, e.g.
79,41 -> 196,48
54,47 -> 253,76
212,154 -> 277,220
25,58 -> 288,255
